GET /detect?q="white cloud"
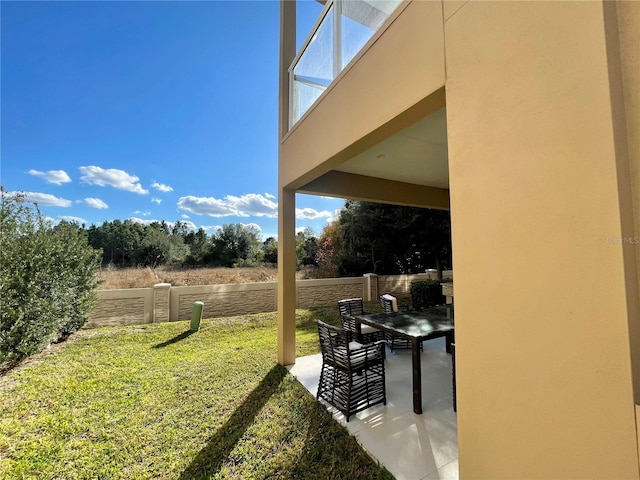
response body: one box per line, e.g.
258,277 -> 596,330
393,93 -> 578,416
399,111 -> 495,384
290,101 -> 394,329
28,169 -> 71,185
326,208 -> 342,223
231,194 -> 278,217
177,193 -> 278,218
201,223 -> 261,234
45,216 -> 87,226
181,214 -> 190,219
128,217 -> 153,226
22,191 -> 72,207
79,166 -> 148,194
59,215 -> 88,224
242,222 -> 262,232
295,207 -> 332,220
151,197 -> 162,204
265,193 -> 276,199
133,210 -> 151,217
84,197 -> 108,209
296,226 -> 308,234
181,220 -> 197,231
177,196 -> 233,217
152,182 -> 173,193
127,217 -> 196,232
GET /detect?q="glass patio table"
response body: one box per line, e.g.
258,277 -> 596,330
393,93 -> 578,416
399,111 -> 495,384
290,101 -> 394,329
355,304 -> 454,414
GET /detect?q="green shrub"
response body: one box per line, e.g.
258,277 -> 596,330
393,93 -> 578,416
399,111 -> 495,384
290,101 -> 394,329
0,189 -> 102,365
409,279 -> 446,309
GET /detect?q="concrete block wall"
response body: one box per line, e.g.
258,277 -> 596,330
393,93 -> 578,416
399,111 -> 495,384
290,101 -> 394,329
86,288 -> 153,327
153,283 -> 171,323
88,272 -> 452,328
171,282 -> 277,320
376,270 -> 453,301
296,277 -> 366,308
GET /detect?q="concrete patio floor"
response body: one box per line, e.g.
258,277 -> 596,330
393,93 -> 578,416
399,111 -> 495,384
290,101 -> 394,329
288,337 -> 458,480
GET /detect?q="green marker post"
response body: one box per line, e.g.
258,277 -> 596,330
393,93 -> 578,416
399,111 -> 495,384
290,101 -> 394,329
190,301 -> 204,332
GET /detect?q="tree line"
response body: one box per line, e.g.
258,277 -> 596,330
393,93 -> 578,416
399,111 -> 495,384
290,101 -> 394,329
3,198 -> 451,275
80,219 -> 318,269
80,200 -> 451,276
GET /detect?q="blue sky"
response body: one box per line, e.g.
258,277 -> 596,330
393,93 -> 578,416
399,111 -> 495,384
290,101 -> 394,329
1,0 -> 342,240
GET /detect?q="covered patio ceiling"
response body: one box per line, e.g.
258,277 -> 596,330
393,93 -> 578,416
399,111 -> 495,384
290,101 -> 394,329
335,107 -> 449,190
298,106 -> 450,209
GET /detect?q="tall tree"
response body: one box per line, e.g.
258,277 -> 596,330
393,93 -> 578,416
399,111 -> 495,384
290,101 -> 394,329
332,201 -> 451,277
262,237 -> 278,265
133,223 -> 189,267
295,227 -> 318,267
184,228 -> 211,265
211,224 -> 263,267
316,223 -> 342,278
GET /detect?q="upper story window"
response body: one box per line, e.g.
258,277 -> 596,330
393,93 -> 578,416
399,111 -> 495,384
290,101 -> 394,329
289,0 -> 403,127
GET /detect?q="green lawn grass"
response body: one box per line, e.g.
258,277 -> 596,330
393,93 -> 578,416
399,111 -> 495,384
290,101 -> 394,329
0,308 -> 393,479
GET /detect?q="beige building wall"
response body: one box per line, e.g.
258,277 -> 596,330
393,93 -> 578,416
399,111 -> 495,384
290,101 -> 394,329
279,0 -> 640,477
280,0 -> 446,190
606,1 -> 640,404
445,1 -> 639,478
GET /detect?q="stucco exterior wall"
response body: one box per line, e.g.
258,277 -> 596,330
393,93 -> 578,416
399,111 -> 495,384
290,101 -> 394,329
609,0 -> 640,404
280,0 -> 446,190
615,2 -> 640,455
278,0 -> 640,475
444,1 -> 639,477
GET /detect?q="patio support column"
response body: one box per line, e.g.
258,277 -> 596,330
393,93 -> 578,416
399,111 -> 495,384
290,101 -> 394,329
277,0 -> 297,366
277,187 -> 297,365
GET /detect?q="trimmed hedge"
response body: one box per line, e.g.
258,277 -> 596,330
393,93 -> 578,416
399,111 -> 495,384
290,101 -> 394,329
409,279 -> 446,309
0,190 -> 102,365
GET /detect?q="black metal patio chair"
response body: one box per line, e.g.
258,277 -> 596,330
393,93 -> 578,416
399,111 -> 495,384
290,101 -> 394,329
338,298 -> 385,344
380,294 -> 416,351
316,320 -> 386,421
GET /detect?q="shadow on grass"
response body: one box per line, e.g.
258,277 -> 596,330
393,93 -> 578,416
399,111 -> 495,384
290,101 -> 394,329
152,330 -> 196,349
178,364 -> 287,479
279,388 -> 394,480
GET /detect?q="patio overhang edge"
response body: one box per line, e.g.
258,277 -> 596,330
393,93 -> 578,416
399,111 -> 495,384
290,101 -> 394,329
299,171 -> 450,210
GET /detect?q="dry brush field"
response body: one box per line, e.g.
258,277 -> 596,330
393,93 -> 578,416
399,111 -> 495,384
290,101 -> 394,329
98,266 -> 280,289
